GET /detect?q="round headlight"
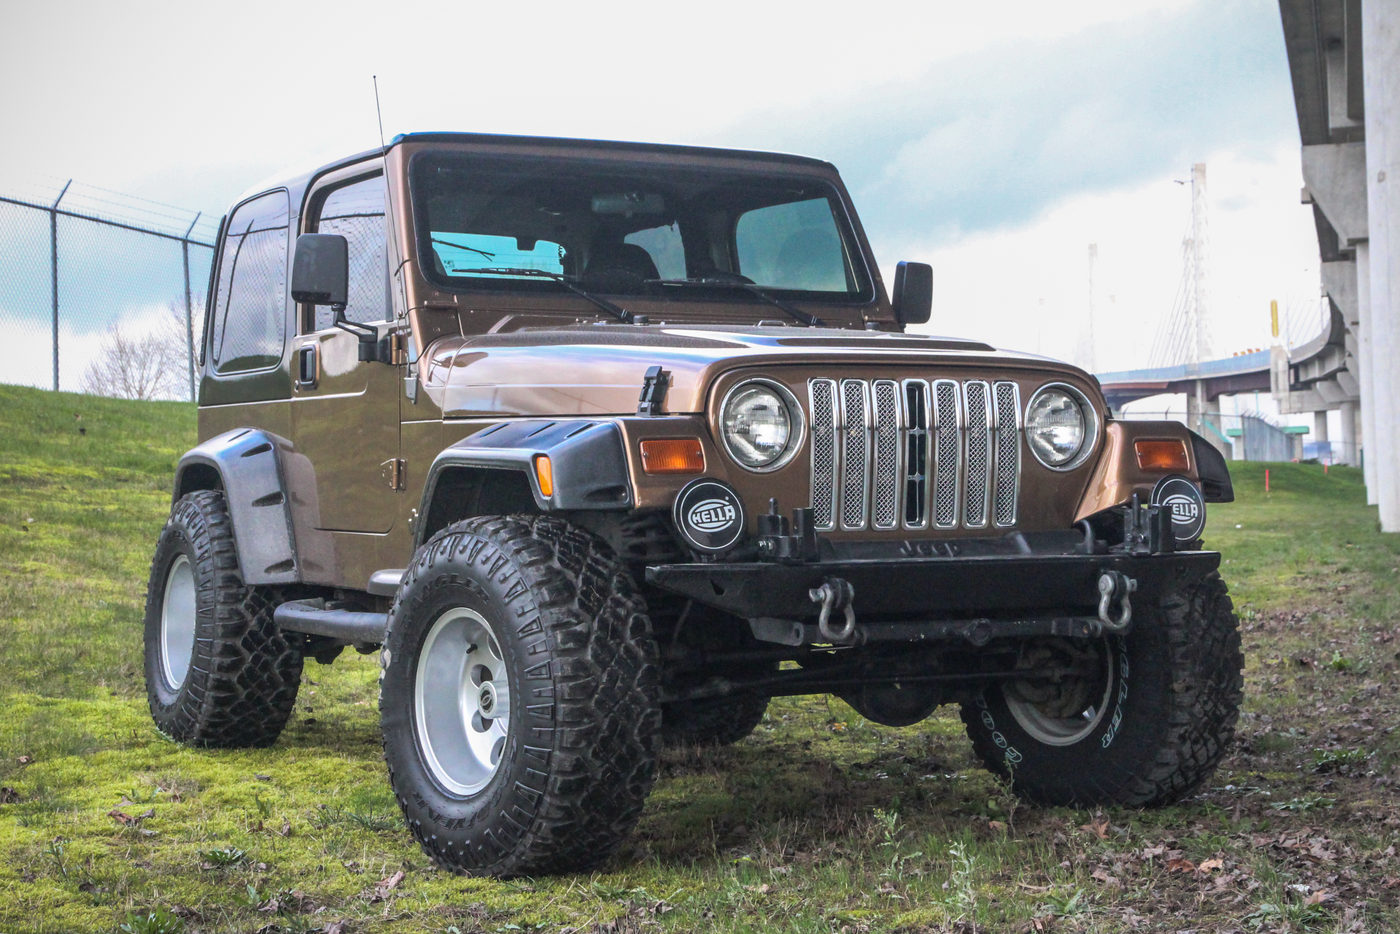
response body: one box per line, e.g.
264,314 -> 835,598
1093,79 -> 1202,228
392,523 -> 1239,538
1026,387 -> 1088,467
721,381 -> 796,470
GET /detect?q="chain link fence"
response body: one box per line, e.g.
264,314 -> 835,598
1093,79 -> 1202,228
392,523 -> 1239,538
0,176 -> 219,400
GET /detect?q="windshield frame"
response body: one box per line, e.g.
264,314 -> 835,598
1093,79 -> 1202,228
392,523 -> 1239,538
407,149 -> 877,311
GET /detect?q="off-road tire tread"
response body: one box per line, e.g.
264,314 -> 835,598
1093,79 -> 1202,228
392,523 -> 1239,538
144,490 -> 302,747
383,515 -> 660,876
661,693 -> 769,747
961,571 -> 1243,807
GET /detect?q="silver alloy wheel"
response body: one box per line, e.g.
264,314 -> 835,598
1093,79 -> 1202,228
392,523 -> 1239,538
160,554 -> 197,691
413,606 -> 511,797
1004,648 -> 1115,746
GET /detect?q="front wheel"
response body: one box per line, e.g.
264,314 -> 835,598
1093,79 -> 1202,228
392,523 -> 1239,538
960,571 -> 1242,807
380,516 -> 661,877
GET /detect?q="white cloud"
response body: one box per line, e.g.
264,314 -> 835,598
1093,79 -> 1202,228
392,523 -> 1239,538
904,144 -> 1322,371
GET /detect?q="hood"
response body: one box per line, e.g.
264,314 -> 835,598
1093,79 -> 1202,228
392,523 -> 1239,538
419,324 -> 1088,418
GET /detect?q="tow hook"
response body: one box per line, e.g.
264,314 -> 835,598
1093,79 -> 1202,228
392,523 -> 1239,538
1096,570 -> 1137,633
809,577 -> 857,642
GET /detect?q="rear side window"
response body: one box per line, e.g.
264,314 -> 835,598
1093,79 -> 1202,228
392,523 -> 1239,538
312,175 -> 387,330
210,190 -> 289,373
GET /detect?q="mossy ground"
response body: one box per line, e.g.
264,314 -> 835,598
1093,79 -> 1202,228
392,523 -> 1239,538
2,383 -> 1400,933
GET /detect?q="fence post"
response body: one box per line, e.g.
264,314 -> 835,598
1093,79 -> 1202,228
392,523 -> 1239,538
50,179 -> 70,392
181,213 -> 200,402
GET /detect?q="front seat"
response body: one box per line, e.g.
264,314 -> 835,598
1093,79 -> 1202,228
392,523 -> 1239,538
583,242 -> 660,292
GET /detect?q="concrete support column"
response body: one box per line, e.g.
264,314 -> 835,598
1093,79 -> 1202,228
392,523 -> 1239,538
1363,1 -> 1400,531
1315,410 -> 1331,463
1341,400 -> 1359,466
1358,244 -> 1379,500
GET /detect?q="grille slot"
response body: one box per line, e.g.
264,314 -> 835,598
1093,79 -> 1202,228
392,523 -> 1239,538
871,380 -> 901,529
839,379 -> 871,529
962,381 -> 992,528
902,381 -> 929,528
809,377 -> 1019,532
992,381 -> 1021,527
932,379 -> 961,529
809,379 -> 838,529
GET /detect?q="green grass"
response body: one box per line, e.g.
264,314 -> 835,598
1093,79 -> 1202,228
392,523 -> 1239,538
3,383 -> 1400,932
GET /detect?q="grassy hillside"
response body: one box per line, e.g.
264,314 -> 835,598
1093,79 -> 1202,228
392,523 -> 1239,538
2,383 -> 1400,933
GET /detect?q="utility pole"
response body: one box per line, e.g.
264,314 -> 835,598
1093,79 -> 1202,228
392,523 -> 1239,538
1189,163 -> 1211,367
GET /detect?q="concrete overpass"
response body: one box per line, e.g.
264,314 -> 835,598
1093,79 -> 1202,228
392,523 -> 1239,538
1097,294 -> 1356,460
1278,0 -> 1399,529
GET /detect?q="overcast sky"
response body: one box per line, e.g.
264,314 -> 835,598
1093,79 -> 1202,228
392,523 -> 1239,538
0,0 -> 1320,378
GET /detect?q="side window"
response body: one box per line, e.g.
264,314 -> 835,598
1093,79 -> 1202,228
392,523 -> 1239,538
735,197 -> 853,293
210,191 -> 290,373
312,175 -> 387,330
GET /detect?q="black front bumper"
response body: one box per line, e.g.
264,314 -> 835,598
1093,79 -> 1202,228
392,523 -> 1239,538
645,548 -> 1219,622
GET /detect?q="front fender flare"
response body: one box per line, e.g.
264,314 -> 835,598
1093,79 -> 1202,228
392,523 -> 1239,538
173,429 -> 299,585
416,420 -> 632,550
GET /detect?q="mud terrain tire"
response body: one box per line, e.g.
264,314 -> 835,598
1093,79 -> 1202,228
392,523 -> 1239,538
661,692 -> 769,747
380,516 -> 660,877
960,571 -> 1242,807
143,490 -> 303,747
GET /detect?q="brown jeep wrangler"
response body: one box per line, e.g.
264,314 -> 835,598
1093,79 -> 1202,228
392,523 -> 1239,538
144,132 -> 1243,877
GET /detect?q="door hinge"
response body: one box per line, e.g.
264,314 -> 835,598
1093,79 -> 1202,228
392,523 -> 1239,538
381,458 -> 406,492
390,330 -> 409,366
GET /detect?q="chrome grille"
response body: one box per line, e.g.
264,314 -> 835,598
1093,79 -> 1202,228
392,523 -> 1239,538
871,380 -> 901,529
932,379 -> 961,529
809,379 -> 837,529
962,381 -> 992,529
809,377 -> 1021,532
992,381 -> 1021,527
839,379 -> 871,529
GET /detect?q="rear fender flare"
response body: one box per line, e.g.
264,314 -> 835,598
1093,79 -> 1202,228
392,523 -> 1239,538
173,429 -> 299,585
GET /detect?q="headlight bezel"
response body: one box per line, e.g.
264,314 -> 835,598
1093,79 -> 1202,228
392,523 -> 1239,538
718,377 -> 805,473
1024,382 -> 1100,471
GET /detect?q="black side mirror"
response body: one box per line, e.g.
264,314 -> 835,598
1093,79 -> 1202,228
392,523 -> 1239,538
291,234 -> 349,306
891,261 -> 932,326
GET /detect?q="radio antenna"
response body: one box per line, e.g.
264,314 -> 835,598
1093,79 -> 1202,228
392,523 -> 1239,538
373,76 -> 407,308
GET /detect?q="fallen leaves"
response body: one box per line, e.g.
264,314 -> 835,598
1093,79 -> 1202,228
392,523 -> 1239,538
364,870 -> 404,903
1079,817 -> 1109,840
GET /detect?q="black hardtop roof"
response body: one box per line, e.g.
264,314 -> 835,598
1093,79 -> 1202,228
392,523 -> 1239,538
234,132 -> 836,220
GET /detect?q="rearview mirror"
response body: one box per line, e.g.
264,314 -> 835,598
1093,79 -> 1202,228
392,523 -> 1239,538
291,234 -> 349,306
891,261 -> 932,326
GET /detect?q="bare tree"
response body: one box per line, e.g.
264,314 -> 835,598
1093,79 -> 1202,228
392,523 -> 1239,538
81,299 -> 197,400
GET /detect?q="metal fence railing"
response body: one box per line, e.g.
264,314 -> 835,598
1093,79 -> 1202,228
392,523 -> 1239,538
0,177 -> 219,400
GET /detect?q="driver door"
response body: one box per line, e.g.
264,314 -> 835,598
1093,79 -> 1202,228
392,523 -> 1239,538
290,167 -> 401,540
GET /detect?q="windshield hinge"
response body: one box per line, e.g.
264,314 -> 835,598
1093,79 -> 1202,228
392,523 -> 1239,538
637,366 -> 670,416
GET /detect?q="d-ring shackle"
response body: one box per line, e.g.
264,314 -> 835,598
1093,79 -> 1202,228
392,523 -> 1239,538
809,578 -> 856,642
1097,570 -> 1137,632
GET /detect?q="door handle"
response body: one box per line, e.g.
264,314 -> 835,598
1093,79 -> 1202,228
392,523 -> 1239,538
296,344 -> 318,389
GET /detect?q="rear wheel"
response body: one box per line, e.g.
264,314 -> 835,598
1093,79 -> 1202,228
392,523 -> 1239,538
380,516 -> 660,877
143,490 -> 302,747
661,691 -> 770,747
960,572 -> 1242,806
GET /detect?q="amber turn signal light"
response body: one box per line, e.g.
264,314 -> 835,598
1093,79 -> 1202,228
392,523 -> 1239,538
1134,439 -> 1189,472
533,454 -> 554,497
640,438 -> 705,474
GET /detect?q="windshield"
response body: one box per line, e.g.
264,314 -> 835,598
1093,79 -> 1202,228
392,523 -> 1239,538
410,152 -> 871,306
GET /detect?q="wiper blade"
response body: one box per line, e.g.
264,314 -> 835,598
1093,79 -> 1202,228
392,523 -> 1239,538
647,278 -> 822,327
431,238 -> 495,260
449,267 -> 633,324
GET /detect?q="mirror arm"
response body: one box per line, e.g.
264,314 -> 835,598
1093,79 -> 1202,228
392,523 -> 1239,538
331,305 -> 383,362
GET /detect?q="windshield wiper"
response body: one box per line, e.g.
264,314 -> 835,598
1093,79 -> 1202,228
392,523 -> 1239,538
448,267 -> 633,323
646,277 -> 823,327
431,238 -> 496,260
